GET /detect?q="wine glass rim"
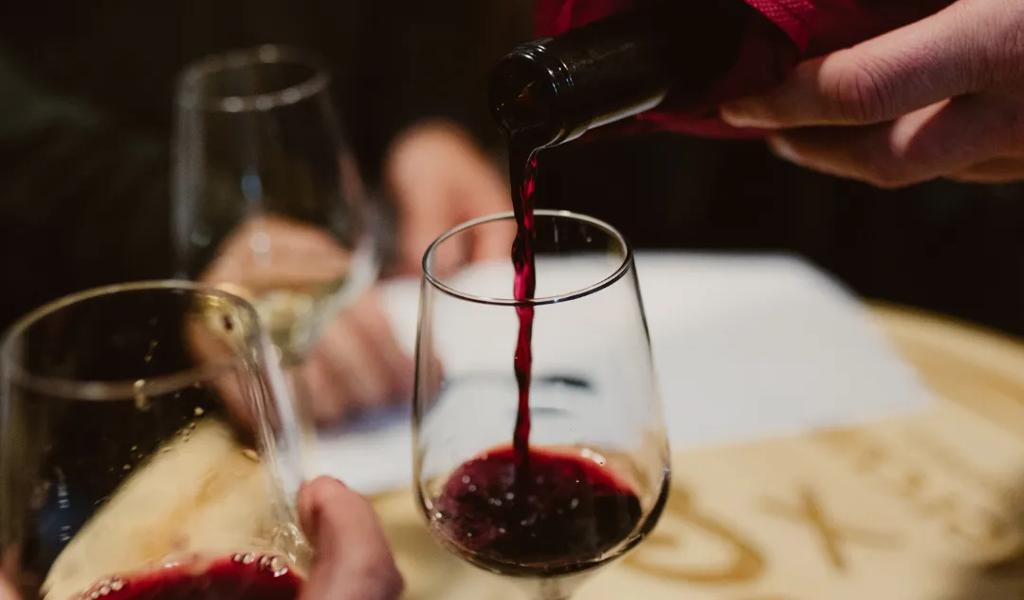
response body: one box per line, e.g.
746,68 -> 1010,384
422,210 -> 633,307
0,280 -> 266,401
176,44 -> 330,113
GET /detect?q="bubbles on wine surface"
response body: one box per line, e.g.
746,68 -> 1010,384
132,379 -> 150,412
74,576 -> 125,599
70,554 -> 301,600
143,340 -> 159,364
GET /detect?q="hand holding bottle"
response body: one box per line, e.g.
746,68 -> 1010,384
721,0 -> 1024,186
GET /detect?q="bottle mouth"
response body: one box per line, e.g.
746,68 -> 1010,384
488,46 -> 578,147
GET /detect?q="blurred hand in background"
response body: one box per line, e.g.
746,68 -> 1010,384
202,121 -> 508,425
386,121 -> 512,276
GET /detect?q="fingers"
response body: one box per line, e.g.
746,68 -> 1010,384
950,157 -> 1024,183
345,292 -> 415,402
299,291 -> 413,425
297,477 -> 403,600
722,0 -> 1024,128
295,357 -> 348,425
314,316 -> 394,412
766,94 -> 1024,188
202,215 -> 351,292
386,121 -> 508,275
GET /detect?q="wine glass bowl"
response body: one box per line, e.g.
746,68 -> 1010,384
413,211 -> 670,598
173,45 -> 377,362
0,282 -> 310,599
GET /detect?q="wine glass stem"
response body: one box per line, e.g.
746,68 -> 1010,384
534,578 -> 573,600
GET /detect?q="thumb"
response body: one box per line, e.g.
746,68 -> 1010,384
722,0 -> 1024,127
297,477 -> 403,600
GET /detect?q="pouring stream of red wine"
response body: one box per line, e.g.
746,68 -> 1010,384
502,75 -> 563,476
430,103 -> 646,575
510,143 -> 538,472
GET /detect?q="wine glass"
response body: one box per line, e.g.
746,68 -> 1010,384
172,44 -> 379,365
0,282 -> 311,599
413,210 -> 670,599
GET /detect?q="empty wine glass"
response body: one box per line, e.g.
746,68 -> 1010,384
413,210 -> 670,600
0,282 -> 311,599
172,44 -> 378,365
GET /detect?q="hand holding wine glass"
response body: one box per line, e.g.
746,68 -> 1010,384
173,45 -> 384,427
175,47 -> 513,425
0,283 -> 403,600
198,215 -> 414,425
0,477 -> 401,600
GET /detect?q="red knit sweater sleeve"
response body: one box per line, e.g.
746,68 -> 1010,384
534,0 -> 951,137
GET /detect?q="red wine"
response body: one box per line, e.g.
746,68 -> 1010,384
432,446 -> 642,576
494,27 -> 573,469
492,17 -> 667,572
71,554 -> 302,600
510,148 -> 538,469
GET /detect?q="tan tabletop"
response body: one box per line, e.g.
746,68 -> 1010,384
376,305 -> 1024,599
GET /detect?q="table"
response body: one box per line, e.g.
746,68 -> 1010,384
375,305 -> 1024,599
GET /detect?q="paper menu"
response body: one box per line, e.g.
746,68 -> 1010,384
315,252 -> 933,493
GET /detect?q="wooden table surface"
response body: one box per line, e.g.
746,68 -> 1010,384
375,305 -> 1024,599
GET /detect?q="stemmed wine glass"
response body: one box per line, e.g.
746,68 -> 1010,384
0,282 -> 311,599
413,210 -> 670,599
172,44 -> 379,366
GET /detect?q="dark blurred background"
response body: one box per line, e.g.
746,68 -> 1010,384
1,0 -> 1023,336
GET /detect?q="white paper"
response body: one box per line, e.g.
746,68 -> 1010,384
314,252 -> 934,494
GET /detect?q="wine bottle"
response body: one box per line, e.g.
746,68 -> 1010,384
489,0 -> 785,148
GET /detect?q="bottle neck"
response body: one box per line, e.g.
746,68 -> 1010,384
490,10 -> 671,148
490,1 -> 757,148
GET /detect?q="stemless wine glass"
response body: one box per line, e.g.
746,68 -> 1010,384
172,44 -> 378,364
413,210 -> 670,600
0,282 -> 311,600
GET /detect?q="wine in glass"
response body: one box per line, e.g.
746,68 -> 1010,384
413,211 -> 670,599
172,45 -> 378,365
0,282 -> 311,599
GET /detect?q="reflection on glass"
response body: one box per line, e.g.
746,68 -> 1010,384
0,282 -> 310,599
